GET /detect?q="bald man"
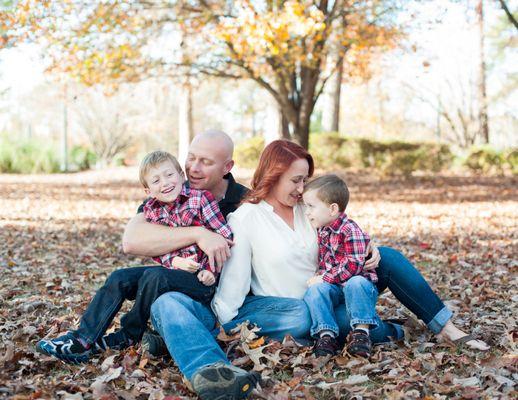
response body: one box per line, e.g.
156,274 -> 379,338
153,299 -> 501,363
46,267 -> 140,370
35,130 -> 248,354
38,130 -> 259,399
123,130 -> 245,269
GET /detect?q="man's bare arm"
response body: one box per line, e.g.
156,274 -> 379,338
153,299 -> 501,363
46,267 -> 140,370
122,213 -> 202,257
122,213 -> 233,270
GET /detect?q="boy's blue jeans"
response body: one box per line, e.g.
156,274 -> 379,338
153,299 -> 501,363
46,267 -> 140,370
304,277 -> 380,338
75,266 -> 215,344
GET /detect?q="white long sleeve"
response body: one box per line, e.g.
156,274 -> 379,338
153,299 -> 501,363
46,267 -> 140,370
210,208 -> 252,324
212,201 -> 318,324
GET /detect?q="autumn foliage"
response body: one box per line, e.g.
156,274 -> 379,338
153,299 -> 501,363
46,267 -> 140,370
0,168 -> 516,398
2,0 -> 400,147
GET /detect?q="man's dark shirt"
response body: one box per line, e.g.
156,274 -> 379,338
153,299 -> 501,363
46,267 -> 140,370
137,173 -> 248,219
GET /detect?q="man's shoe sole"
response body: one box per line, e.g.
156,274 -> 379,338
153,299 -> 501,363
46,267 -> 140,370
195,365 -> 261,400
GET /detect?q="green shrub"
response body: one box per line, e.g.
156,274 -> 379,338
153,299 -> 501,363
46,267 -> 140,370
309,132 -> 358,169
366,140 -> 452,175
504,149 -> 518,174
0,135 -> 60,173
310,134 -> 452,175
0,144 -> 13,172
464,146 -> 505,173
70,145 -> 97,171
234,136 -> 265,169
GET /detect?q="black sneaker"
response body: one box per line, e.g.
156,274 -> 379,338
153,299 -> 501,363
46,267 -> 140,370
192,362 -> 261,400
141,330 -> 169,357
346,329 -> 372,358
314,334 -> 339,357
95,329 -> 134,352
36,332 -> 92,364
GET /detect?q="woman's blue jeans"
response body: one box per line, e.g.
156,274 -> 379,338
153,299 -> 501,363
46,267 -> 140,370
150,246 -> 452,381
151,291 -> 402,381
377,247 -> 452,334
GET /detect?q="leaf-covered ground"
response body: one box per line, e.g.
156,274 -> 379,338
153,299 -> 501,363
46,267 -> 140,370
1,168 -> 516,399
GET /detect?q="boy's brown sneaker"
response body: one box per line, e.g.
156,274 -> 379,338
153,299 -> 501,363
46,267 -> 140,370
346,329 -> 372,358
314,334 -> 339,357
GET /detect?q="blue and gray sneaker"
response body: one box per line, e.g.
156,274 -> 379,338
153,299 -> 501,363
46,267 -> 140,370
36,332 -> 92,364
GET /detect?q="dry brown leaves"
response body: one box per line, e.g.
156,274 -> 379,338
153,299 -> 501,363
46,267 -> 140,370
0,168 -> 516,399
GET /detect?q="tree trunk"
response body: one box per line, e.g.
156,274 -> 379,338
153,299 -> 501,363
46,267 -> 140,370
178,83 -> 193,164
61,81 -> 68,172
477,0 -> 490,144
292,110 -> 312,149
322,58 -> 343,132
280,112 -> 290,139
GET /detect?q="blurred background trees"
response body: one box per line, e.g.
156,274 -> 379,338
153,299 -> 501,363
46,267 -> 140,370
0,0 -> 516,173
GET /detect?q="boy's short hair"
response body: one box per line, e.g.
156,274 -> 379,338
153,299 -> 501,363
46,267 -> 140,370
139,150 -> 183,188
304,174 -> 349,212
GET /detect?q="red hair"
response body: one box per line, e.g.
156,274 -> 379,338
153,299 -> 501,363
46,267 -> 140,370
244,140 -> 314,204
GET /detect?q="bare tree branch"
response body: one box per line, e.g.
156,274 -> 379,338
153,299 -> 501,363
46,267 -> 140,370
496,0 -> 518,30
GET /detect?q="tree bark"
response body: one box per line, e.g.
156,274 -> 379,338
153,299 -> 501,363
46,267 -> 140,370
178,83 -> 193,164
61,81 -> 68,172
477,0 -> 490,144
280,112 -> 290,139
322,57 -> 343,132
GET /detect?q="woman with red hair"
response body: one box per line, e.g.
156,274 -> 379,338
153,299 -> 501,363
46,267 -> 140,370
212,140 -> 402,343
148,139 -> 487,399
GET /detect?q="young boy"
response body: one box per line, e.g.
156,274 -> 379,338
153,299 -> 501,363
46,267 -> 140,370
302,174 -> 378,358
36,150 -> 232,363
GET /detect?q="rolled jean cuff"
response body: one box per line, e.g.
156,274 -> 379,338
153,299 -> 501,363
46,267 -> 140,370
427,306 -> 453,334
350,318 -> 379,330
389,322 -> 405,341
311,324 -> 339,338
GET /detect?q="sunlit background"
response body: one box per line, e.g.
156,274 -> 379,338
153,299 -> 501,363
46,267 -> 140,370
0,0 -> 516,173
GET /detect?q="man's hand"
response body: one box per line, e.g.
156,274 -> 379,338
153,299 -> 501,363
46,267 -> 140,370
307,275 -> 324,287
198,270 -> 216,286
364,242 -> 381,271
171,256 -> 200,273
197,230 -> 233,273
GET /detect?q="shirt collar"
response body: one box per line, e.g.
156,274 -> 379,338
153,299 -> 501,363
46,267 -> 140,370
220,173 -> 243,204
179,181 -> 191,199
323,212 -> 348,234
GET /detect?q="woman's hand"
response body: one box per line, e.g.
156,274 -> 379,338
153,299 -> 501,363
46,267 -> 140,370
364,242 -> 381,271
198,270 -> 216,286
171,256 -> 200,273
307,275 -> 324,287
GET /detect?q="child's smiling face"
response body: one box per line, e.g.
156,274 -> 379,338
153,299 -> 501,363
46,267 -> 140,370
302,189 -> 339,229
144,160 -> 184,203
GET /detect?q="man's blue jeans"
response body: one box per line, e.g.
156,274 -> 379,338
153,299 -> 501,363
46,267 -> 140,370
304,277 -> 380,338
150,291 -> 402,381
